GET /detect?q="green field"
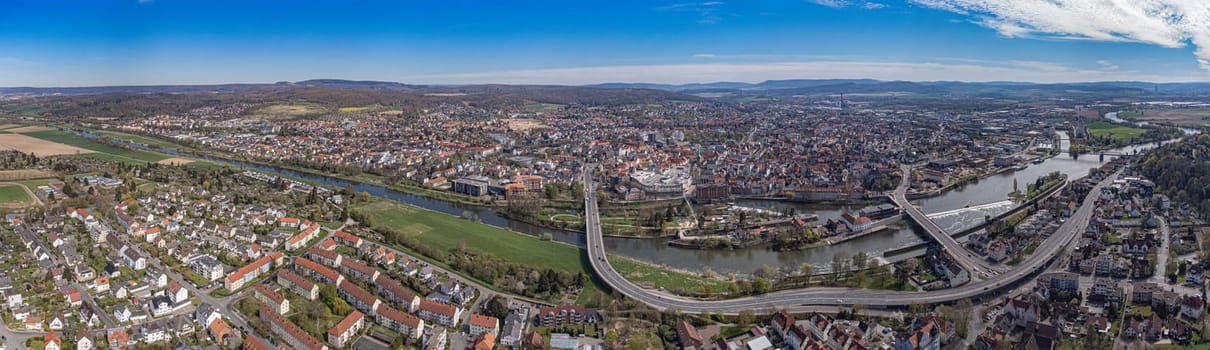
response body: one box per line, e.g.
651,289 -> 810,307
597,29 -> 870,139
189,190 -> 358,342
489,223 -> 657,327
1087,121 -> 1147,141
24,130 -> 169,163
608,255 -> 733,294
523,102 -> 565,112
93,130 -> 185,149
0,185 -> 31,204
256,103 -> 328,117
354,199 -> 586,273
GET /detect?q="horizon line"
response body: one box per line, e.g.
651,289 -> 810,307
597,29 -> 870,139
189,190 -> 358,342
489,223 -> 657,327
3,77 -> 1209,90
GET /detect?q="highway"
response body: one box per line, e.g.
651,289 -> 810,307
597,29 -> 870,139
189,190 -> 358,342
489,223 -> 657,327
582,164 -> 1119,313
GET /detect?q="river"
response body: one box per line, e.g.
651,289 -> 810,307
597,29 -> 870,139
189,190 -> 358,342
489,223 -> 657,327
85,124 -> 1186,276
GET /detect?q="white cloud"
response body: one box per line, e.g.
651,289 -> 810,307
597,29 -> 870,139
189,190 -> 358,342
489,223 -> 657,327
807,0 -> 888,9
409,60 -> 1189,85
1096,60 -> 1120,70
909,0 -> 1210,71
807,0 -> 851,7
692,54 -> 717,58
656,2 -> 725,24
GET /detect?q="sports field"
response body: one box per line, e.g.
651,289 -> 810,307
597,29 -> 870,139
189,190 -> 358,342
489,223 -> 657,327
0,185 -> 33,206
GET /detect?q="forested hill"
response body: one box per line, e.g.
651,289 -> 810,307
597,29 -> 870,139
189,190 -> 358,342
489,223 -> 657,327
0,82 -> 702,119
1138,133 -> 1210,218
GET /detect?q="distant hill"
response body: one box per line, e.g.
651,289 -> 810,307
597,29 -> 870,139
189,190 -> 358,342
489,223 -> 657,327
0,83 -> 284,95
294,79 -> 427,91
0,80 -> 704,118
588,79 -> 1210,95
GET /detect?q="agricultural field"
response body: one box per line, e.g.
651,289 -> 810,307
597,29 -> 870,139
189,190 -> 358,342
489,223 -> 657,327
0,169 -> 55,181
506,118 -> 549,131
1133,109 -> 1210,127
0,133 -> 95,156
23,130 -> 167,161
5,126 -> 54,133
1086,120 -> 1147,141
155,157 -> 195,165
337,105 -> 386,113
255,103 -> 328,117
523,101 -> 565,112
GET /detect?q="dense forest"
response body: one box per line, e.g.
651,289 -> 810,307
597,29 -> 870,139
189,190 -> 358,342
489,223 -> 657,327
1138,133 -> 1210,219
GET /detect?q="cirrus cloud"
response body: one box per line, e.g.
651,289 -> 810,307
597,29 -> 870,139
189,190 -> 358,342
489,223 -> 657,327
909,0 -> 1210,71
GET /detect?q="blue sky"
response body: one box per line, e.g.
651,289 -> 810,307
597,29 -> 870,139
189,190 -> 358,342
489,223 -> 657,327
2,0 -> 1208,86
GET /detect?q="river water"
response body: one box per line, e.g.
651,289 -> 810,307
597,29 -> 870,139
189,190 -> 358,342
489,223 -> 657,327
88,122 -> 1187,275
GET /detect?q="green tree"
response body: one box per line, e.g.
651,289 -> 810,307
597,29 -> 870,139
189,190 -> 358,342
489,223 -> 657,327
752,277 -> 772,294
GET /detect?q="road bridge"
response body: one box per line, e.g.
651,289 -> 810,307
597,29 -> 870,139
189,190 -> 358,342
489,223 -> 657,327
581,163 -> 1121,313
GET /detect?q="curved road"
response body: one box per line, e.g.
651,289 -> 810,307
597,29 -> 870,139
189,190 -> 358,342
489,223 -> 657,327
890,165 -> 995,279
582,165 -> 1119,313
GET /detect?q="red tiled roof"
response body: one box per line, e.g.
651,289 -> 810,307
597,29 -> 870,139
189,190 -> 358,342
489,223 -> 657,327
339,257 -> 377,278
334,230 -> 362,244
296,257 -> 341,282
328,311 -> 365,338
226,252 -> 283,285
259,304 -> 325,350
277,269 -> 316,290
372,275 -> 417,301
377,305 -> 422,328
243,335 -> 272,350
253,284 -> 286,304
307,247 -> 339,263
45,331 -> 61,346
474,333 -> 496,349
209,318 -> 233,340
469,314 -> 499,329
420,299 -> 458,317
337,280 -> 378,306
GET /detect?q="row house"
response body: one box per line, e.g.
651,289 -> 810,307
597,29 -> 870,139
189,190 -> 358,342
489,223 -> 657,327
306,246 -> 342,267
333,230 -> 363,248
253,284 -> 290,314
338,256 -> 380,282
372,275 -> 421,312
277,269 -> 319,300
260,304 -> 328,350
337,279 -> 381,316
376,305 -> 424,340
285,224 -> 321,251
418,299 -> 462,327
295,257 -> 345,285
224,251 -> 284,290
327,311 -> 365,348
536,305 -> 595,327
